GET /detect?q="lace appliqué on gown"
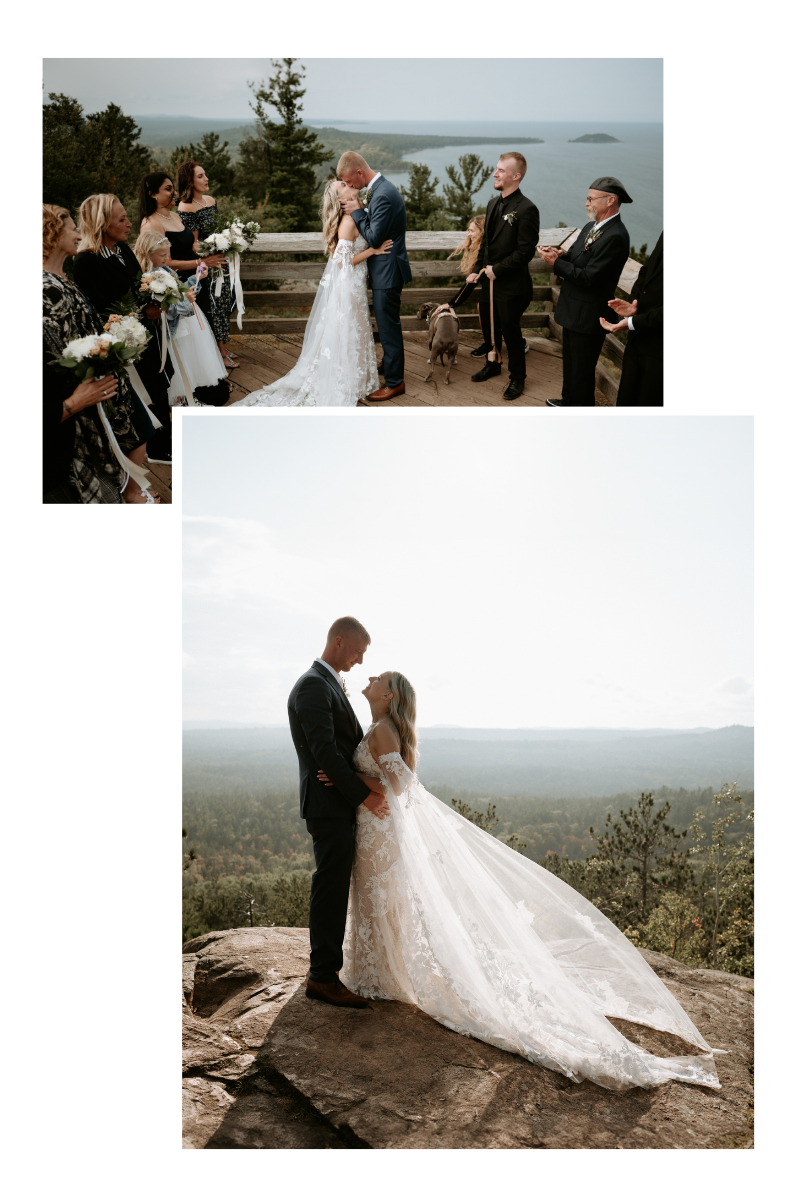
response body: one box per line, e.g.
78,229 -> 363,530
232,236 -> 379,407
340,725 -> 722,1094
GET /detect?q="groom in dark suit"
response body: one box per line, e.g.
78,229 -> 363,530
339,152 -> 413,402
468,153 -> 540,401
288,616 -> 388,1007
538,176 -> 632,407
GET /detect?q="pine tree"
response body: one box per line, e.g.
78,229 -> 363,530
43,94 -> 149,213
442,154 -> 493,227
690,784 -> 754,972
400,162 -> 444,230
185,132 -> 236,195
590,792 -> 689,922
244,58 -> 329,231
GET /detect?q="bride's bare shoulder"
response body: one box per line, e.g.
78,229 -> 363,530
338,214 -> 358,240
369,719 -> 401,754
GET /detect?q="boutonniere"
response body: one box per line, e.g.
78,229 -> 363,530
361,187 -> 373,206
341,677 -> 350,697
503,211 -> 518,227
583,226 -> 605,252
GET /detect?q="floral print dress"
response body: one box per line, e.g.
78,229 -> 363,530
178,202 -> 231,345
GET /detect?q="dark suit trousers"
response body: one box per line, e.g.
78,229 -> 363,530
615,337 -> 663,407
305,817 -> 357,982
478,292 -> 530,379
561,327 -> 606,406
372,286 -> 404,386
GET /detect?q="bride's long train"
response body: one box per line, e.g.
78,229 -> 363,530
341,746 -> 721,1094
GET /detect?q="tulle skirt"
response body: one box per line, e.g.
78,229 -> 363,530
167,314 -> 227,404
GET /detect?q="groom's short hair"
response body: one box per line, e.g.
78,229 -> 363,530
337,151 -> 370,176
328,615 -> 371,644
499,152 -> 527,179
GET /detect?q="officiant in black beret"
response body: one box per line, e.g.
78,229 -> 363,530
468,153 -> 540,401
538,177 -> 631,407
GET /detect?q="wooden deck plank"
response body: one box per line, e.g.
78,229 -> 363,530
212,333 -> 572,407
143,457 -> 172,503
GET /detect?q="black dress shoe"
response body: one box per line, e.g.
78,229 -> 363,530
471,361 -> 502,382
503,379 -> 525,401
470,342 -> 491,358
545,399 -> 563,407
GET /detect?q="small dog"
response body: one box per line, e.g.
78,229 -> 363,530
418,302 -> 459,385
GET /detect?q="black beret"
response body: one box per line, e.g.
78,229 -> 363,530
589,176 -> 632,204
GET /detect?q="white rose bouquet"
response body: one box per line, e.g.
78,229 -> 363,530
50,319 -> 151,417
195,215 -> 261,329
139,266 -> 191,311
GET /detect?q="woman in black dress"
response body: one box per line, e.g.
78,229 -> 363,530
138,173 -> 231,406
177,159 -> 238,368
73,193 -> 172,466
42,204 -> 159,504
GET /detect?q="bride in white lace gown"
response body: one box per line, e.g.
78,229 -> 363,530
231,181 -> 389,407
329,671 -> 722,1094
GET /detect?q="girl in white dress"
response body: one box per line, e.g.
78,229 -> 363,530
133,231 -> 228,405
232,181 -> 392,408
319,671 -> 723,1095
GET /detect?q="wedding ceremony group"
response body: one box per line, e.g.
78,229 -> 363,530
42,158 -> 248,504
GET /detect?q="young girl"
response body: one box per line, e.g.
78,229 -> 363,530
133,230 -> 230,407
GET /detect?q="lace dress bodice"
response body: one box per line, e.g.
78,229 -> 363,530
232,234 -> 378,407
341,723 -> 722,1094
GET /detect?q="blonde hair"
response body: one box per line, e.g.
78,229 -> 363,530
43,204 -> 71,261
499,152 -> 527,180
388,672 -> 418,771
77,193 -> 120,254
337,151 -> 369,176
320,181 -> 344,259
134,229 -> 170,272
327,615 -> 371,644
448,214 -> 485,275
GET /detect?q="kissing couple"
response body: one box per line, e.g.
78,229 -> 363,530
287,616 -> 723,1093
233,153 -> 411,408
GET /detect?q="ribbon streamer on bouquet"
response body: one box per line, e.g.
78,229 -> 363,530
125,362 -> 162,431
159,311 -> 197,405
96,401 -> 154,496
229,252 -> 245,330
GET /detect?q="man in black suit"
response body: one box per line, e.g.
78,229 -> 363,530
538,176 -> 632,407
468,153 -> 540,401
288,616 -> 388,1008
601,232 -> 663,406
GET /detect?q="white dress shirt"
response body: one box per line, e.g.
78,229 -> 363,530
315,657 -> 344,689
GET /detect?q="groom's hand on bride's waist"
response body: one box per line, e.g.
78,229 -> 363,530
363,791 -> 390,820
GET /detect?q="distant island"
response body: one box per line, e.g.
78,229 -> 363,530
569,133 -> 621,144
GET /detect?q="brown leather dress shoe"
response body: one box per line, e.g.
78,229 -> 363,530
366,382 -> 405,402
305,977 -> 369,1008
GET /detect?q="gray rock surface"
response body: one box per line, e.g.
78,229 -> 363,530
182,927 -> 753,1149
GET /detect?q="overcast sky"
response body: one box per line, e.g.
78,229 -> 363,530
43,59 -> 662,123
182,413 -> 752,731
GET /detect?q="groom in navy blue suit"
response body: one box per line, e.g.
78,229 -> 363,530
339,152 -> 412,401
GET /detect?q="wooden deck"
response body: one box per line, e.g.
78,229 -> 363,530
144,455 -> 172,502
224,332 -> 610,408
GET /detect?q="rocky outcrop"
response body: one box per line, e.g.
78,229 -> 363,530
182,927 -> 753,1150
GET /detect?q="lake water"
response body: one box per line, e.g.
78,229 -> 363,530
308,120 -> 662,250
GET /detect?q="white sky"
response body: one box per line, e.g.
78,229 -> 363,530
182,413 -> 752,730
42,58 -> 663,124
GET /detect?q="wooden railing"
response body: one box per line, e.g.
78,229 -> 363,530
234,229 -> 643,402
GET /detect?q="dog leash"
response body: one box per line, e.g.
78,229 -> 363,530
487,276 -> 502,366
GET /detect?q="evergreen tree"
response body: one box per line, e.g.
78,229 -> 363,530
400,162 -> 444,230
590,792 -> 689,922
442,154 -> 493,226
185,132 -> 236,195
245,58 -> 329,231
43,94 -> 149,213
690,784 -> 754,972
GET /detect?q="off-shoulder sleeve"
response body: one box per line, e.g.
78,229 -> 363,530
377,752 -> 417,797
331,239 -> 356,270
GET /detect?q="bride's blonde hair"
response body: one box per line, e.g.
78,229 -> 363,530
388,672 -> 418,771
320,180 -> 345,259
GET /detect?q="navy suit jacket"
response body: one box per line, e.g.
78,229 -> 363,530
351,175 -> 412,291
288,662 -> 372,820
553,214 -> 631,335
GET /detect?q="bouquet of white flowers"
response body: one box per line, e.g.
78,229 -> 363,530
139,267 -> 191,311
195,216 -> 261,328
51,318 -> 152,418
